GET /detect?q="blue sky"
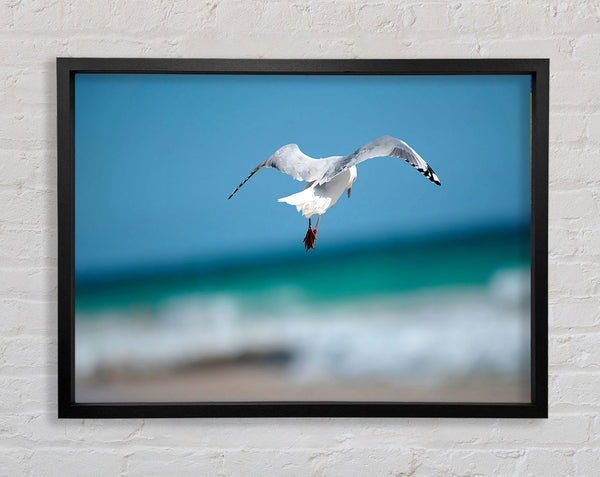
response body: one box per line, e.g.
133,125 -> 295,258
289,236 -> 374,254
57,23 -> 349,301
75,73 -> 531,277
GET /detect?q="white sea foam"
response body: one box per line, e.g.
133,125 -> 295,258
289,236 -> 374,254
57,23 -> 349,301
75,267 -> 530,383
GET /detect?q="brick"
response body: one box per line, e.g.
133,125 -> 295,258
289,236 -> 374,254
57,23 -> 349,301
549,188 -> 598,221
453,2 -> 501,34
582,226 -> 600,257
217,1 -> 303,34
0,187 -> 57,228
550,146 -> 600,185
0,412 -> 59,446
548,261 -> 600,297
127,449 -> 223,476
550,113 -> 587,144
30,450 -> 122,477
0,376 -> 50,414
63,1 -> 113,31
11,0 -> 66,31
592,416 -> 600,445
315,448 -> 414,476
494,415 -> 590,445
0,267 -> 56,299
356,4 -> 403,33
307,2 -> 357,33
521,449 -> 576,476
573,34 -> 600,68
550,332 -> 600,369
410,3 -> 454,32
547,3 -> 600,36
0,228 -> 56,266
101,0 -> 163,33
139,419 -> 372,450
500,2 -> 600,37
587,113 -> 600,145
549,298 -> 600,328
416,448 -> 523,477
12,68 -> 56,105
63,419 -> 147,445
549,225 -> 583,258
65,37 -> 177,58
0,1 -> 14,28
0,109 -> 49,145
222,447 -> 414,477
575,447 -> 600,475
552,71 -> 600,107
0,298 -> 56,336
159,1 -> 218,32
551,373 -> 600,408
0,449 -> 32,477
0,336 -> 57,372
376,37 -> 482,57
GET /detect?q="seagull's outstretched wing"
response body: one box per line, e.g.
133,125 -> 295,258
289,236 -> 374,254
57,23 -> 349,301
322,136 -> 441,186
228,144 -> 327,199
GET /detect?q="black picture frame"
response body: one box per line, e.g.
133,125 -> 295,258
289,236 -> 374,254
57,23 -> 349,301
57,58 -> 548,419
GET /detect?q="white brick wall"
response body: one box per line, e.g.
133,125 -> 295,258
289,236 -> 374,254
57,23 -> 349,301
0,1 -> 598,475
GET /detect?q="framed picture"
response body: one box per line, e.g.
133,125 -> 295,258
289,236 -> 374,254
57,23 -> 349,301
57,58 -> 548,418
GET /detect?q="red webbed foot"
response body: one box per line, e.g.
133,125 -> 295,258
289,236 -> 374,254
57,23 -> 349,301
303,226 -> 317,251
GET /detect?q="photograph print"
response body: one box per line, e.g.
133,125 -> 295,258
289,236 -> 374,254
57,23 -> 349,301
72,65 -> 534,406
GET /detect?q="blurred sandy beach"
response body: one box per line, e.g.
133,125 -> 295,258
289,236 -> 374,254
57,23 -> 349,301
77,364 -> 529,403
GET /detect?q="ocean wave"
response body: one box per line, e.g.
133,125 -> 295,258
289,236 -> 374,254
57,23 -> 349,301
75,267 -> 530,383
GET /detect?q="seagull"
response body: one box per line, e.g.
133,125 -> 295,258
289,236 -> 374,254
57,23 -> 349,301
228,135 -> 441,251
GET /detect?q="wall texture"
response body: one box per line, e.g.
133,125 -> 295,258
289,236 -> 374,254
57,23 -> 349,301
1,1 -> 599,475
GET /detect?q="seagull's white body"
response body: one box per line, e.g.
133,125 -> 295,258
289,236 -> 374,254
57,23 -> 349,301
278,164 -> 357,218
228,135 -> 440,250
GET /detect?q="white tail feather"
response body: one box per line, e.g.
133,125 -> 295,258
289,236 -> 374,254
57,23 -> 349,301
277,167 -> 356,218
278,186 -> 332,218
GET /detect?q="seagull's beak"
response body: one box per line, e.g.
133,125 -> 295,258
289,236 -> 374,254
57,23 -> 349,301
347,187 -> 351,198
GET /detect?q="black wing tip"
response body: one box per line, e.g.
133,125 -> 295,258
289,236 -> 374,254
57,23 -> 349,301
228,164 -> 265,200
426,166 -> 441,186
